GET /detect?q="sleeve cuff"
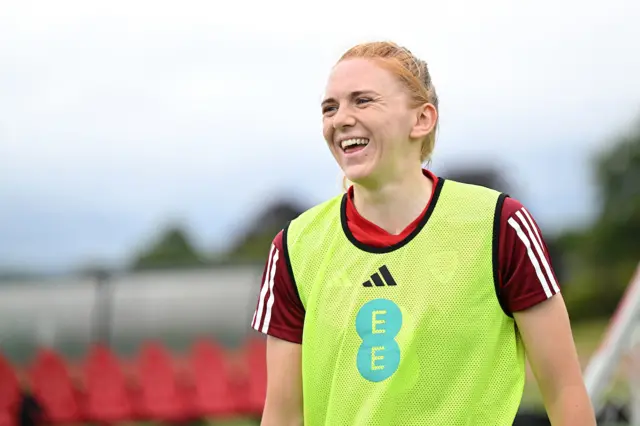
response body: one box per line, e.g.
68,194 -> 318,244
251,323 -> 303,344
509,290 -> 561,312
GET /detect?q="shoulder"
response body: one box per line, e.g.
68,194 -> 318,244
500,197 -> 527,221
498,197 -> 545,243
286,193 -> 345,243
441,178 -> 504,201
292,193 -> 344,224
495,196 -> 561,313
438,178 -> 505,221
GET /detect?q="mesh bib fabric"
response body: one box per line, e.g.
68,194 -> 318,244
285,179 -> 526,426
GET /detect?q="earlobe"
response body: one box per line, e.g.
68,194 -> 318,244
410,104 -> 437,139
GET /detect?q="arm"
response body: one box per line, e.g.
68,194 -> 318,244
514,295 -> 596,425
261,336 -> 303,426
251,230 -> 306,425
497,199 -> 595,425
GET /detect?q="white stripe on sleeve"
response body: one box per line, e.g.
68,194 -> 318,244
252,244 -> 276,331
516,209 -> 560,294
508,217 -> 553,298
521,208 -> 543,249
261,249 -> 280,333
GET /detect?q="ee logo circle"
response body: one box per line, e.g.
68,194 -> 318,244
355,298 -> 402,382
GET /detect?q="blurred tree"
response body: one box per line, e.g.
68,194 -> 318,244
224,200 -> 305,263
131,225 -> 207,270
591,118 -> 640,263
560,117 -> 640,320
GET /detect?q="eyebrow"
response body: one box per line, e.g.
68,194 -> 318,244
321,90 -> 378,107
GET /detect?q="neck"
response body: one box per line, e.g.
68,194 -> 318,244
352,167 -> 433,235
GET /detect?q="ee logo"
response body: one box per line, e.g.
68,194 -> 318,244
355,298 -> 402,382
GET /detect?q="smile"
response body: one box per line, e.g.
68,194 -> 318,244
340,138 -> 370,153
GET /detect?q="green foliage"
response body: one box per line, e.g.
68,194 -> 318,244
561,117 -> 640,321
129,201 -> 304,270
223,232 -> 279,264
563,273 -> 629,321
222,201 -> 304,264
596,119 -> 640,221
589,120 -> 640,265
131,225 -> 208,271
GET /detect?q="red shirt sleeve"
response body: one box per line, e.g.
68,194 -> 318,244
250,229 -> 305,344
498,197 -> 562,313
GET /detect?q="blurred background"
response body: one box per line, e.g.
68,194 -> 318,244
1,0 -> 639,425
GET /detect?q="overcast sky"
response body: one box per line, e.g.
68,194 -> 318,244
1,0 -> 639,272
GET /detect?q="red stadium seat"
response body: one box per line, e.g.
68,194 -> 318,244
188,339 -> 237,418
135,342 -> 191,422
239,337 -> 267,416
0,355 -> 19,426
28,349 -> 82,424
83,345 -> 133,423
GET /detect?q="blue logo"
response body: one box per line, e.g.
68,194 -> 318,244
355,298 -> 402,382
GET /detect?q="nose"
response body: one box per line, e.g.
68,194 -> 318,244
332,105 -> 356,130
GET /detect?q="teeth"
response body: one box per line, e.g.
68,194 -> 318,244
341,138 -> 369,150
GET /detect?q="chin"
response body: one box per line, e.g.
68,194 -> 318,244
342,163 -> 377,185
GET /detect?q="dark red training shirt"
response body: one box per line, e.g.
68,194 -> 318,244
251,170 -> 561,344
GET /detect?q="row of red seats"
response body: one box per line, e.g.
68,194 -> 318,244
0,338 -> 266,426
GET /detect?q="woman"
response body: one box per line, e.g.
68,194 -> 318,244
251,41 -> 595,426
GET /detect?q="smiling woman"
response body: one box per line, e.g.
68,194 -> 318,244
251,41 -> 596,426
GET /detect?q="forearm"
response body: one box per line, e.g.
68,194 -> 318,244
260,407 -> 303,426
261,416 -> 303,426
262,336 -> 304,426
544,384 -> 596,426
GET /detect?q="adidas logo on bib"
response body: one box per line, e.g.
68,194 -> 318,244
362,265 -> 397,287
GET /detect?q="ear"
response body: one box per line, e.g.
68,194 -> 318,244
410,103 -> 438,140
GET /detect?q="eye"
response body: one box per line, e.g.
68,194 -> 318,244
322,105 -> 338,115
355,97 -> 372,106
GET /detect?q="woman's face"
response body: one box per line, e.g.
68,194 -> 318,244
322,58 -> 425,185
